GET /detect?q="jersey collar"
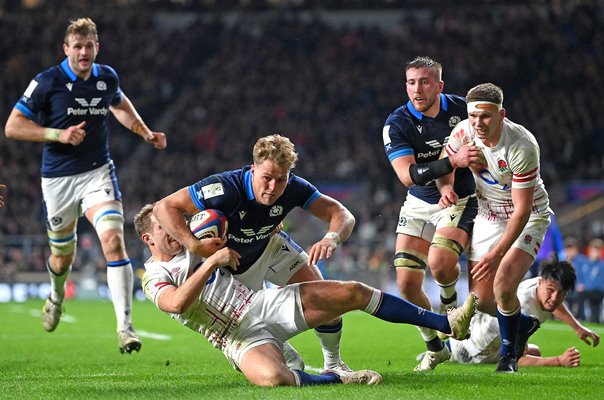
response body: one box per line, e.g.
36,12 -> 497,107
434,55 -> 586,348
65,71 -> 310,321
243,168 -> 256,201
60,58 -> 99,81
406,93 -> 448,120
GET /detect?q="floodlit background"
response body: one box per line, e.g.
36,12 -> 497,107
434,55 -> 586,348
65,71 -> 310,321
0,0 -> 603,322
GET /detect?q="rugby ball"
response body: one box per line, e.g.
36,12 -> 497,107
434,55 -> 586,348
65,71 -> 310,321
189,209 -> 228,239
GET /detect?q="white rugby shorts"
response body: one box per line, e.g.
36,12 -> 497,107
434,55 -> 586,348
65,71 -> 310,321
42,162 -> 121,231
468,213 -> 550,261
223,284 -> 308,370
396,193 -> 477,241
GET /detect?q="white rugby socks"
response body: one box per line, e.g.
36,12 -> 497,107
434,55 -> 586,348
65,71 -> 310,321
107,260 -> 134,332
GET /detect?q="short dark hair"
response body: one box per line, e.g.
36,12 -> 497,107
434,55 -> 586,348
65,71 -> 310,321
539,259 -> 576,293
466,83 -> 504,104
406,56 -> 442,81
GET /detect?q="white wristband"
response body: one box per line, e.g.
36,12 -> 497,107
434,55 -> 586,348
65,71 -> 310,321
324,231 -> 341,244
43,128 -> 62,142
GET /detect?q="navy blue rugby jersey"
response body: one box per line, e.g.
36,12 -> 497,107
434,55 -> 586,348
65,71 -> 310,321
15,58 -> 123,178
382,93 -> 475,204
188,166 -> 321,274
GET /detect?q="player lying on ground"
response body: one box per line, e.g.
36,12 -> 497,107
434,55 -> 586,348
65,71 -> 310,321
421,260 -> 599,367
134,203 -> 477,386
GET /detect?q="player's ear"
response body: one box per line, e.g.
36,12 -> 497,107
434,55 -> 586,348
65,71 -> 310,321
141,232 -> 153,246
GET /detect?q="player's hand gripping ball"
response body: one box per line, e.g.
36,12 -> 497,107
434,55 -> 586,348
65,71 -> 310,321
189,209 -> 228,239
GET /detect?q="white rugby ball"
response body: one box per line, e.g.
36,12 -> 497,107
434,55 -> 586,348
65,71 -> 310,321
189,209 -> 228,239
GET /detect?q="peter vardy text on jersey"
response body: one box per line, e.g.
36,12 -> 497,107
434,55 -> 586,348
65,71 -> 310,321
67,107 -> 108,116
227,231 -> 273,243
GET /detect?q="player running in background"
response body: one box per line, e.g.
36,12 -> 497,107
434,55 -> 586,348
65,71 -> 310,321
441,260 -> 599,367
381,56 -> 478,371
152,134 -> 355,373
441,82 -> 551,372
134,203 -> 476,387
4,17 -> 167,353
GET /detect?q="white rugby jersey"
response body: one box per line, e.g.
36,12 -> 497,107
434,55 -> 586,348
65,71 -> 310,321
517,277 -> 551,324
450,277 -> 550,364
142,251 -> 256,351
445,118 -> 550,221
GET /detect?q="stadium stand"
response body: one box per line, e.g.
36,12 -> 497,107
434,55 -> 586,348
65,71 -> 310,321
1,1 -> 603,315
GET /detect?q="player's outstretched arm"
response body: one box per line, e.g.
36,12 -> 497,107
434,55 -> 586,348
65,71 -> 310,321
110,93 -> 167,149
552,302 -> 600,347
518,346 -> 580,367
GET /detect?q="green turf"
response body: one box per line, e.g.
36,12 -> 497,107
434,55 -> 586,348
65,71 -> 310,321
0,300 -> 602,399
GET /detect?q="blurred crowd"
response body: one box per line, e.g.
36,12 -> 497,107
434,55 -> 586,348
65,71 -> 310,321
0,1 -> 603,318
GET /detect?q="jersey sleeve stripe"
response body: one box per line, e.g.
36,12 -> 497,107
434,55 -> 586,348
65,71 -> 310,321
188,185 -> 207,211
302,191 -> 321,209
445,144 -> 457,156
15,102 -> 35,119
512,174 -> 537,183
513,167 -> 538,178
387,148 -> 414,162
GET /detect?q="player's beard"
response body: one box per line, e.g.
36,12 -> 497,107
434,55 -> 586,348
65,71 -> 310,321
413,95 -> 436,113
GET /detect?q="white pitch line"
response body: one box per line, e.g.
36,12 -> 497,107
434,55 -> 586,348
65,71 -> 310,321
303,365 -> 323,373
9,306 -> 169,340
136,330 -> 172,341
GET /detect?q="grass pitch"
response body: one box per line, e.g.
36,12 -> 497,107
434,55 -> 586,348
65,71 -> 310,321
1,300 -> 602,399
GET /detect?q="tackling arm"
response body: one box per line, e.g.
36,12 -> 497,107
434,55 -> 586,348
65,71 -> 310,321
393,149 -> 477,188
157,247 -> 240,314
391,154 -> 455,188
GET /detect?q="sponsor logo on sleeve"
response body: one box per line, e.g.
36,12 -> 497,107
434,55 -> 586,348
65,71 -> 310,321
202,183 -> 224,199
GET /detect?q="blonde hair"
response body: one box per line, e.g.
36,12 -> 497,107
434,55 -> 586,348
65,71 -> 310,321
252,134 -> 298,169
65,17 -> 98,45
